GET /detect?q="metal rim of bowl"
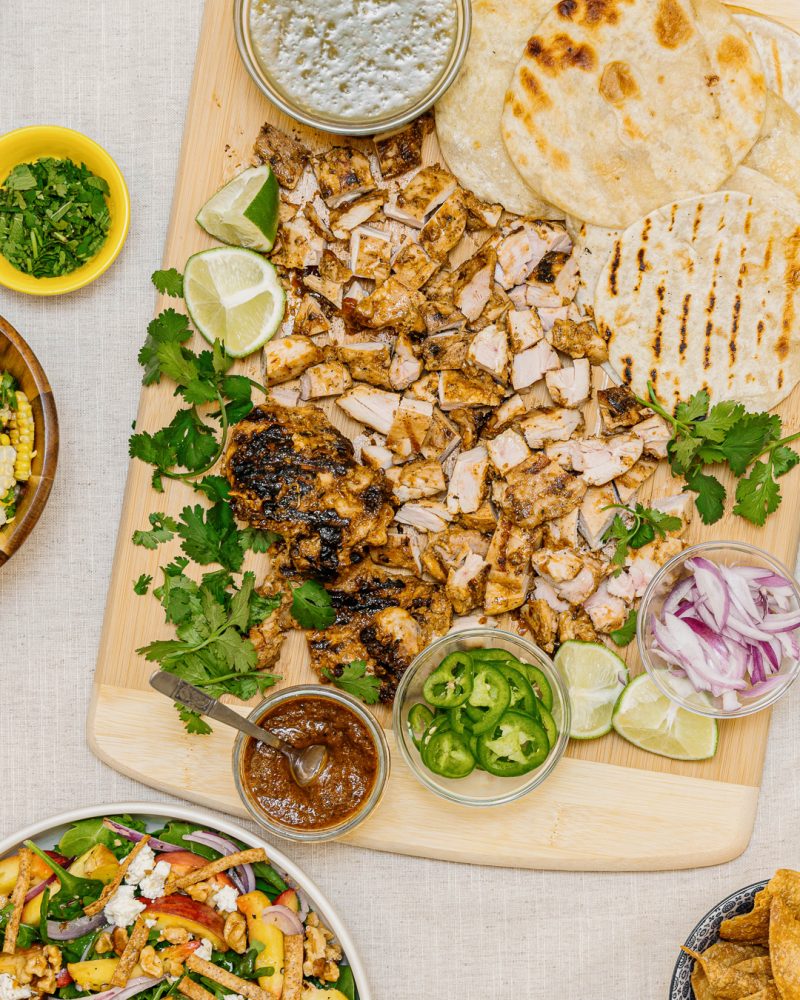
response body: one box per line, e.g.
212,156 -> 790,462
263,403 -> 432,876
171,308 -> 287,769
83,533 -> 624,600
392,627 -> 572,808
232,683 -> 390,843
233,0 -> 472,136
636,538 -> 800,720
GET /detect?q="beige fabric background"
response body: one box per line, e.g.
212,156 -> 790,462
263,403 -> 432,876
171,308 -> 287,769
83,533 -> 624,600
1,2 -> 800,996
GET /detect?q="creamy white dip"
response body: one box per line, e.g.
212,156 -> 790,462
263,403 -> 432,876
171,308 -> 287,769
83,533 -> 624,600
249,0 -> 458,122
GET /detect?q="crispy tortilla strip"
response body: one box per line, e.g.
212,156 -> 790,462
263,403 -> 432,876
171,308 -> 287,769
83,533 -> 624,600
770,895 -> 800,1000
2,848 -> 31,954
741,985 -> 779,1000
185,954 -> 271,1000
706,943 -> 770,965
178,979 -> 217,1000
111,915 -> 149,987
721,895 -> 771,945
84,834 -> 151,916
735,958 -> 772,977
167,849 -> 266,893
282,935 -> 303,1000
769,870 -> 800,918
682,947 -> 772,999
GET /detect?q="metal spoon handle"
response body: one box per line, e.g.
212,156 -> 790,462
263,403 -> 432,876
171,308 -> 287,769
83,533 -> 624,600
149,671 -> 283,749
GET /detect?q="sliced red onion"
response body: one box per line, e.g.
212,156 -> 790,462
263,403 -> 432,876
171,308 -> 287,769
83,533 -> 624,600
686,557 -> 731,629
261,905 -> 304,936
25,872 -> 57,903
184,831 -> 256,894
103,819 -> 182,853
47,911 -> 108,940
81,977 -> 165,1000
295,890 -> 310,922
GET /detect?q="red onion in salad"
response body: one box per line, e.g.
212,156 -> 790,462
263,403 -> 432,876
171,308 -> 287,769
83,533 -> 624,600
184,831 -> 256,893
261,904 -> 304,936
79,976 -> 165,1000
46,912 -> 108,940
102,819 -> 182,853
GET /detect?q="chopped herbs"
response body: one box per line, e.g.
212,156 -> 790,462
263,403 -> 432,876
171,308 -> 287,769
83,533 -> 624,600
290,579 -> 335,629
152,267 -> 184,298
602,502 -> 682,570
609,609 -> 637,647
133,573 -> 152,595
0,158 -> 111,277
323,659 -> 381,705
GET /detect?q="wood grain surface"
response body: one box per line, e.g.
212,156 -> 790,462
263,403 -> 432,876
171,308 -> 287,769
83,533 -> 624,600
90,0 -> 800,868
0,315 -> 58,566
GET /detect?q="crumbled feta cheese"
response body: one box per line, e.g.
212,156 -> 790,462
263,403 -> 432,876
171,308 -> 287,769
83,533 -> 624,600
139,860 -> 171,899
223,994 -> 245,1000
145,918 -> 157,929
124,844 -> 156,886
104,884 -> 146,928
195,938 -> 213,961
0,976 -> 31,1000
210,884 -> 239,913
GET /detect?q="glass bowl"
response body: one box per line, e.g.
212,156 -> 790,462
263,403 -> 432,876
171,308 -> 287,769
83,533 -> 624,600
392,628 -> 571,807
638,540 -> 800,719
232,684 -> 390,843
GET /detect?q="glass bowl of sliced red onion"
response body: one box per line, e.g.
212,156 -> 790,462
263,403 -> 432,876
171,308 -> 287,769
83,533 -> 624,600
637,541 -> 800,718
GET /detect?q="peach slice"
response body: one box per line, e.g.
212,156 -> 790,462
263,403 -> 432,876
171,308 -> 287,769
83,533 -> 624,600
67,960 -> 144,990
143,895 -> 227,951
238,890 -> 283,1000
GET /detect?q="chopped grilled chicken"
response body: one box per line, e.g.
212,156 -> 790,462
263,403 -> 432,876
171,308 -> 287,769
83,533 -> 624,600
313,146 -> 376,207
422,330 -> 469,371
530,547 -> 584,582
299,360 -> 352,400
330,190 -> 387,238
650,493 -> 692,533
447,551 -> 490,614
501,454 -> 587,528
511,339 -> 560,391
395,499 -> 453,533
487,428 -> 530,475
546,358 -> 591,408
253,123 -> 308,189
370,525 -> 425,574
472,282 -> 512,332
631,414 -> 671,459
264,335 -> 322,385
306,560 -> 450,701
541,508 -> 580,549
467,324 -> 508,382
447,446 -> 489,514
386,396 -> 434,459
537,304 -> 570,331
455,248 -> 495,321
571,434 -> 643,486
450,408 -> 490,450
268,384 -> 300,407
605,571 -> 637,603
303,271 -> 344,309
271,217 -> 325,269
421,407 -> 461,461
578,485 -> 617,550
421,527 -> 484,581
463,191 -> 503,230
597,386 -> 647,431
546,318 -> 608,363
496,229 -> 540,289
624,536 -> 685,598
557,608 -> 598,644
353,276 -> 426,333
373,118 -> 426,179
553,252 -> 580,300
515,280 -> 564,310
421,299 -> 466,334
350,225 -> 391,282
319,248 -> 352,284
484,519 -> 532,614
519,598 -> 558,653
458,500 -> 498,533
391,242 -> 439,289
545,439 -> 580,467
531,248 -> 570,286
438,370 -> 504,410
338,341 -> 393,388
278,200 -> 299,224
357,435 -> 395,470
552,555 -> 605,605
389,333 -> 423,390
583,581 -> 628,633
293,294 -> 331,338
225,403 -> 394,579
337,384 -> 400,434
304,196 -> 334,240
419,191 -> 467,261
614,457 -> 658,503
520,406 -> 584,448
506,308 -> 543,352
532,576 -> 570,612
385,458 -> 446,502
487,393 -> 527,435
384,165 -> 457,227
408,372 -> 441,404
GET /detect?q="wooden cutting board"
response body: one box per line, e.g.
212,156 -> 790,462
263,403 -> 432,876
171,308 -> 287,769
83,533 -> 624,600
89,0 -> 800,870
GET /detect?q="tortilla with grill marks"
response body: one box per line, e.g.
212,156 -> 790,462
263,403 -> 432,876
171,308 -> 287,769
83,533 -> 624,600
595,190 -> 800,412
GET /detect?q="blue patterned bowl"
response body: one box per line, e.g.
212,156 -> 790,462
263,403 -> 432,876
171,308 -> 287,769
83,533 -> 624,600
669,880 -> 769,999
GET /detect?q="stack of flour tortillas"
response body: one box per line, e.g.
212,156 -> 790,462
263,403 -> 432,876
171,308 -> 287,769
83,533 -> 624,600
435,0 -> 800,411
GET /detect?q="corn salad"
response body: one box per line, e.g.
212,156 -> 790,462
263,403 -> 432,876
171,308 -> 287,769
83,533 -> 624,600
0,371 -> 34,527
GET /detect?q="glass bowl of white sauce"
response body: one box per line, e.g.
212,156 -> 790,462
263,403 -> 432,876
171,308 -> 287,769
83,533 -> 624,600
234,0 -> 471,135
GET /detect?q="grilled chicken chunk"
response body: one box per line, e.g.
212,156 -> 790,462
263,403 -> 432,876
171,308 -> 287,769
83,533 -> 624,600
557,608 -> 598,644
467,324 -> 508,382
338,342 -> 393,388
651,493 -> 692,531
386,397 -> 434,459
385,458 -> 446,502
419,191 -> 467,261
546,318 -> 608,363
370,525 -> 425,574
521,406 -> 583,448
355,433 -> 394,470
384,165 -> 457,227
520,598 -> 558,652
313,146 -> 376,207
631,414 -> 671,459
447,551 -> 490,615
506,308 -> 544,352
541,508 -> 580,549
455,248 -> 495,321
304,196 -> 335,240
447,446 -> 489,515
422,330 -> 469,371
395,499 -> 453,533
408,373 -> 441,403
578,485 -> 617,550
598,386 -> 647,431
511,339 -> 560,391
337,385 -> 400,434
546,358 -> 591,408
463,191 -> 503,230
271,217 -> 325,269
421,298 -> 466,334
484,519 -> 532,614
330,190 -> 387,238
501,454 -> 587,528
350,225 -> 391,282
570,434 -> 643,486
352,276 -> 426,333
614,457 -> 658,503
373,118 -> 426,179
550,554 -> 605,605
303,271 -> 344,309
226,403 -> 395,580
293,295 -> 331,338
421,407 -> 461,461
391,242 -> 439,290
421,527 -> 489,581
319,248 -> 352,284
584,581 -> 628,633
487,393 -> 527,435
438,370 -> 505,410
389,333 -> 423,390
299,360 -> 352,400
537,304 -> 570,331
264,336 -> 322,385
254,123 -> 308,189
530,546 -> 585,583
486,428 -> 530,475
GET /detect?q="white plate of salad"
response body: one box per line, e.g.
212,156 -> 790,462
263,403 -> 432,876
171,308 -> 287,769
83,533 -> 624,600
0,803 -> 369,1000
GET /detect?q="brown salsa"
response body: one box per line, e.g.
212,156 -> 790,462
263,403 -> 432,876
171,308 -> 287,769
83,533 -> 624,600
241,695 -> 379,830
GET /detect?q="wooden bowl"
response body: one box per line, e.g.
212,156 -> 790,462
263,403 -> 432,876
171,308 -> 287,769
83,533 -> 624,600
0,315 -> 58,565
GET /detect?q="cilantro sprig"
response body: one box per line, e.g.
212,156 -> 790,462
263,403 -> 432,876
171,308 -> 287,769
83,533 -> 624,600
603,502 -> 682,570
290,580 -> 335,629
323,659 -> 381,705
610,610 -> 637,648
640,383 -> 800,526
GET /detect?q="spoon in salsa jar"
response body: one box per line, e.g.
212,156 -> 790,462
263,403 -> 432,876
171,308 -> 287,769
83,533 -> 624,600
149,671 -> 328,787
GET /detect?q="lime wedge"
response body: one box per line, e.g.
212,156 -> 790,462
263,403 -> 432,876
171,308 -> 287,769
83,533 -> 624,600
196,165 -> 279,252
554,640 -> 629,740
183,247 -> 285,358
612,673 -> 718,760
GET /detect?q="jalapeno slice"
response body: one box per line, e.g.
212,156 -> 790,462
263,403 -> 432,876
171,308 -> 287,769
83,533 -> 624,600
407,704 -> 434,749
464,664 -> 510,735
517,662 -> 554,712
448,703 -> 474,735
420,713 -> 451,749
422,651 -> 474,708
476,710 -> 550,777
497,664 -> 538,718
422,729 -> 476,779
537,703 -> 558,749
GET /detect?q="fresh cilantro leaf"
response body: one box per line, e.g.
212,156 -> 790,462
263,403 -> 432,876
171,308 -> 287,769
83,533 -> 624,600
669,435 -> 702,475
685,470 -> 726,525
733,460 -> 781,526
323,660 -> 381,704
602,505 -> 681,569
138,309 -> 193,386
193,475 -> 231,502
674,389 -> 709,424
133,573 -> 152,596
771,445 -> 800,478
176,502 -> 244,571
177,705 -> 212,735
610,610 -> 637,647
0,372 -> 18,411
152,267 -> 184,298
132,512 -> 178,549
240,527 -> 281,553
249,591 -> 282,629
719,412 -> 781,475
693,400 -> 744,442
291,580 -> 335,629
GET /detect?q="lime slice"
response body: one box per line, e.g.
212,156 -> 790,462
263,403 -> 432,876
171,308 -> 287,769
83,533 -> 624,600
554,640 -> 629,740
612,673 -> 719,760
196,165 -> 279,251
183,247 -> 285,358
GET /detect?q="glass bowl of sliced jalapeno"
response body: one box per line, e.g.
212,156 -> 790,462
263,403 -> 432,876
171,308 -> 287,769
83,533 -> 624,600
393,628 -> 571,806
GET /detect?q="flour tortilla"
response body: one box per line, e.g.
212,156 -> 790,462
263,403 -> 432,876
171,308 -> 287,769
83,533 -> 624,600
596,190 -> 800,412
435,0 -> 563,216
735,12 -> 800,112
500,0 -> 766,228
742,89 -> 800,201
572,221 -> 621,310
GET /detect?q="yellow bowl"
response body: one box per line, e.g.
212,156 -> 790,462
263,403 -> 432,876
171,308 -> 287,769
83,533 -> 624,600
0,125 -> 130,296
